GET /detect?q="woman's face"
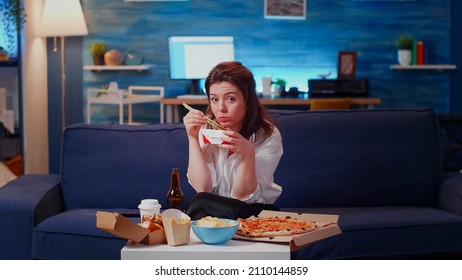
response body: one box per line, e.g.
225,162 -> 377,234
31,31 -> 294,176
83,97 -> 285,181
209,81 -> 246,132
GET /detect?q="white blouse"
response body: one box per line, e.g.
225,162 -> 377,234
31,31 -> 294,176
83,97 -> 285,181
189,126 -> 283,204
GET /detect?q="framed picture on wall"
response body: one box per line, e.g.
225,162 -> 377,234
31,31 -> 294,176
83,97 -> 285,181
337,51 -> 357,80
264,0 -> 307,20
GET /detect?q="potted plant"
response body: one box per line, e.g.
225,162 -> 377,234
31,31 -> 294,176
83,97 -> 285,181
0,0 -> 26,60
394,35 -> 413,66
89,42 -> 107,65
271,78 -> 287,97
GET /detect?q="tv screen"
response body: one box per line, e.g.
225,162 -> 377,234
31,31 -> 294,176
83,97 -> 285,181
168,36 -> 235,80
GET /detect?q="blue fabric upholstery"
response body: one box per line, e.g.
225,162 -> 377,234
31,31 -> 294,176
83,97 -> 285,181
2,108 -> 462,260
272,109 -> 441,208
32,208 -> 135,260
284,207 -> 462,259
439,173 -> 462,216
60,123 -> 196,209
0,175 -> 61,259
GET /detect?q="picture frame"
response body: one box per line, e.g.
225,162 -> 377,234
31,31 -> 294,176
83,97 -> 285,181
264,0 -> 307,20
337,51 -> 357,80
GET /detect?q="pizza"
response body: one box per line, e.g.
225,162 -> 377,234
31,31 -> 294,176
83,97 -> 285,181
236,216 -> 319,238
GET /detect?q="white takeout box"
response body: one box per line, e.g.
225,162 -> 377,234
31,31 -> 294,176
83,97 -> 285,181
201,129 -> 226,145
234,210 -> 342,251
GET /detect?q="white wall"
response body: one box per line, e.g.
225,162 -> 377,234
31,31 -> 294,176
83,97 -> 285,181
21,0 -> 49,174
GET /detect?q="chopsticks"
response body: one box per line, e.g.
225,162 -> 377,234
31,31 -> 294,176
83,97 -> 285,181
183,103 -> 226,130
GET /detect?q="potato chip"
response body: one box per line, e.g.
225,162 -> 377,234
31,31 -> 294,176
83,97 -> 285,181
196,216 -> 234,227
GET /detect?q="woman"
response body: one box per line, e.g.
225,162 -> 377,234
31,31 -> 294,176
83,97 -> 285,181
183,61 -> 283,220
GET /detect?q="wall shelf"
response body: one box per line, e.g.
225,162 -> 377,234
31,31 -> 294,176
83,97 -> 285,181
83,65 -> 153,71
0,61 -> 18,67
390,64 -> 457,71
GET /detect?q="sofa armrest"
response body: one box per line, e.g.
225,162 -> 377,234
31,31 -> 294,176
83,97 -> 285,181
0,174 -> 63,259
439,173 -> 462,216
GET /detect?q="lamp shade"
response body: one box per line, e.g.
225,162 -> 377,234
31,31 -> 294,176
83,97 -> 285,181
40,0 -> 88,37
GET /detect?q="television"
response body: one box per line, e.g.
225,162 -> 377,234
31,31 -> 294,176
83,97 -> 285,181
168,36 -> 235,95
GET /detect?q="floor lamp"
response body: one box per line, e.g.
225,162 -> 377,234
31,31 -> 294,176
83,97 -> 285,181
40,0 -> 88,131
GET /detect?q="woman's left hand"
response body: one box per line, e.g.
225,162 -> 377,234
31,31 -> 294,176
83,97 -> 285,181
219,130 -> 255,158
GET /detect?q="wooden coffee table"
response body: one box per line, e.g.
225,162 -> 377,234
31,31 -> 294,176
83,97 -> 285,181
121,229 -> 290,260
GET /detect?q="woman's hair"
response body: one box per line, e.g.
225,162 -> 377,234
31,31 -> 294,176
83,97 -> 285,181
204,61 -> 276,145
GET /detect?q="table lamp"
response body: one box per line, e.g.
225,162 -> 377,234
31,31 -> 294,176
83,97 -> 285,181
40,0 -> 88,130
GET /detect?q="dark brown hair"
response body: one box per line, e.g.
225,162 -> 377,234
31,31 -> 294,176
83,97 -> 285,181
204,61 -> 276,145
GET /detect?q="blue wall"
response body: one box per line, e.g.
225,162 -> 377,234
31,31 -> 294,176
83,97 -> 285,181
82,0 -> 452,115
48,0 -> 460,173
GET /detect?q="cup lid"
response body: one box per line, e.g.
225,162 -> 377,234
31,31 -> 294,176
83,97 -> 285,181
139,199 -> 160,208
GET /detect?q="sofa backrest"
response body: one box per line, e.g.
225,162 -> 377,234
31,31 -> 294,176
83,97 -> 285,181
61,123 -> 195,210
62,108 -> 442,210
271,108 -> 442,208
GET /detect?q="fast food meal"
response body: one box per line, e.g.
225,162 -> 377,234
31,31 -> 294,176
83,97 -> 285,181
196,216 -> 236,227
161,208 -> 191,246
201,129 -> 228,145
236,216 -> 319,238
140,214 -> 164,232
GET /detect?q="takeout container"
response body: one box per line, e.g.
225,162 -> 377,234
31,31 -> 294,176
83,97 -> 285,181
162,209 -> 191,246
96,211 -> 166,245
201,129 -> 227,145
233,210 -> 342,251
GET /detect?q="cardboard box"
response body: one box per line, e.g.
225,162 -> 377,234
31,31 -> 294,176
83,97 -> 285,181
234,210 -> 341,251
162,209 -> 191,246
96,211 -> 166,245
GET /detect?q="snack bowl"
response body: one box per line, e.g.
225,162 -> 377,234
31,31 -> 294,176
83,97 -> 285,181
191,219 -> 239,245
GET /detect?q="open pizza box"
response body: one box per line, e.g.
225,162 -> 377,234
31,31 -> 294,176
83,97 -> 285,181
96,211 -> 167,245
234,210 -> 342,251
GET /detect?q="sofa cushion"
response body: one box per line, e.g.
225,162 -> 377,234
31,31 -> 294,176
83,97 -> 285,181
283,206 -> 462,259
32,208 -> 135,260
61,123 -> 195,210
271,109 -> 441,208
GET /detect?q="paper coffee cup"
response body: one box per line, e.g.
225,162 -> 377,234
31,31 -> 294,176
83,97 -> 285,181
138,199 -> 161,222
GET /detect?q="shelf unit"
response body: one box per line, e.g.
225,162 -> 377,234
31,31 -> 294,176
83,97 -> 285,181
86,86 -> 164,124
83,65 -> 153,71
390,64 -> 457,71
0,61 -> 18,67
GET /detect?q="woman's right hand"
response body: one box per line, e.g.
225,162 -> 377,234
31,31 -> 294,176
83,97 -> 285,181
183,109 -> 207,139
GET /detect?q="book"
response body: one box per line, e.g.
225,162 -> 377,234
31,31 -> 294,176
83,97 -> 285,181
417,41 -> 424,65
412,39 -> 417,65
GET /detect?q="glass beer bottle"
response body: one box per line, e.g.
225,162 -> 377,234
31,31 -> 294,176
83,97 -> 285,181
167,168 -> 184,211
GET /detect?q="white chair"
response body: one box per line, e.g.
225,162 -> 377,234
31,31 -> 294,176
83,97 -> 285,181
86,85 -> 164,124
127,86 -> 164,124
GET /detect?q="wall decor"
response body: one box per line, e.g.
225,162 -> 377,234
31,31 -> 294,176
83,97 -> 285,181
264,0 -> 306,20
337,51 -> 357,80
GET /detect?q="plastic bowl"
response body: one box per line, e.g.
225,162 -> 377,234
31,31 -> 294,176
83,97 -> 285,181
191,219 -> 239,245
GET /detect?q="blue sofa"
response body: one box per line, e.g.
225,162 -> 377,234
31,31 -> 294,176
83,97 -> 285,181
1,108 -> 462,260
